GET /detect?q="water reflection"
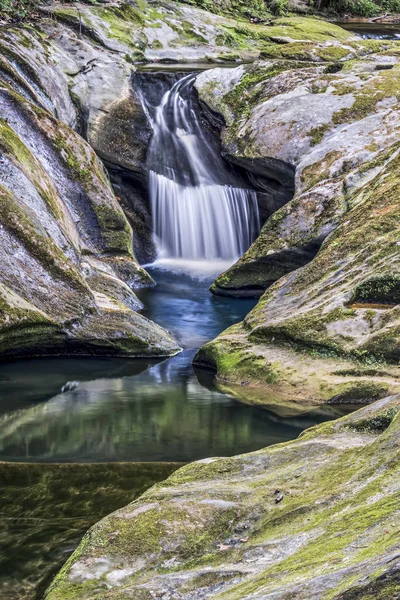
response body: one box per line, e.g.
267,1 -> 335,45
0,351 -> 337,463
336,22 -> 400,39
0,268 -> 351,463
137,265 -> 258,348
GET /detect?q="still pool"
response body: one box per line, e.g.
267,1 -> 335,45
0,266 -> 348,463
0,266 -> 352,598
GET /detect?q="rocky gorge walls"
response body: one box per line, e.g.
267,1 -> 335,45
193,38 -> 400,406
1,0 -> 399,396
0,1 -> 354,359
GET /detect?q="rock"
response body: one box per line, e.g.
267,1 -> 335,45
0,74 -> 179,358
61,381 -> 79,393
195,43 -> 400,298
194,137 -> 400,402
191,39 -> 400,403
45,395 -> 400,599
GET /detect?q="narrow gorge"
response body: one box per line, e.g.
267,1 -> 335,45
0,1 -> 399,599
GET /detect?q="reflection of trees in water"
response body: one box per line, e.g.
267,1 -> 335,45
0,353 -> 345,462
0,461 -> 179,600
0,364 -> 282,462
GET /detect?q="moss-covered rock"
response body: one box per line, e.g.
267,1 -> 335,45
0,72 -> 179,358
0,5 -> 353,262
194,45 -> 400,308
194,140 -> 400,402
190,46 -> 400,401
45,394 -> 400,599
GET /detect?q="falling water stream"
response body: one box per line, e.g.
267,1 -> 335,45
144,74 -> 260,262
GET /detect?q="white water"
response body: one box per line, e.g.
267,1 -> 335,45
144,74 -> 260,262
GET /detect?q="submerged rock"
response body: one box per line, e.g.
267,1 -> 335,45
45,395 -> 400,599
0,461 -> 180,599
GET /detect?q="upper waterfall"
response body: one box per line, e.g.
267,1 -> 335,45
142,74 -> 260,262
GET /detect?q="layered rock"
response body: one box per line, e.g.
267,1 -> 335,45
194,40 -> 400,297
192,41 -> 400,403
194,141 -> 400,403
0,80 -> 179,357
45,395 -> 400,599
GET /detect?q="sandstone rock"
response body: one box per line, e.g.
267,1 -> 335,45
0,81 -> 179,358
195,43 -> 400,298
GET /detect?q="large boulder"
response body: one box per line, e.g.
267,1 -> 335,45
45,395 -> 400,599
194,136 -> 400,404
194,42 -> 400,297
192,43 -> 400,404
0,82 -> 179,358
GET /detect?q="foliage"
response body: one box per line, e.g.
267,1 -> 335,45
319,0 -> 400,16
0,0 -> 37,20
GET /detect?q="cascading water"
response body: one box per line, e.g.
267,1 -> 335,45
142,74 -> 260,263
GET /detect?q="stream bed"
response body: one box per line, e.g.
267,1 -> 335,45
0,266 -> 352,598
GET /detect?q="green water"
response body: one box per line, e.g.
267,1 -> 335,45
0,461 -> 179,599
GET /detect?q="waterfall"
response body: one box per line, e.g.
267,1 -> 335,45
143,74 -> 260,263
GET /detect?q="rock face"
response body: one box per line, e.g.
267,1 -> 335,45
0,37 -> 181,357
192,39 -> 400,403
194,41 -> 400,297
45,395 -> 400,599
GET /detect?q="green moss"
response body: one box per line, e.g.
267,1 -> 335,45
308,123 -> 330,146
197,342 -> 280,385
52,132 -> 94,185
150,39 -> 163,49
92,203 -> 133,256
260,41 -> 351,62
301,150 -> 342,189
332,66 -> 400,125
0,184 -> 87,292
0,118 -> 62,220
346,407 -> 399,433
330,381 -> 390,404
351,275 -> 400,305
